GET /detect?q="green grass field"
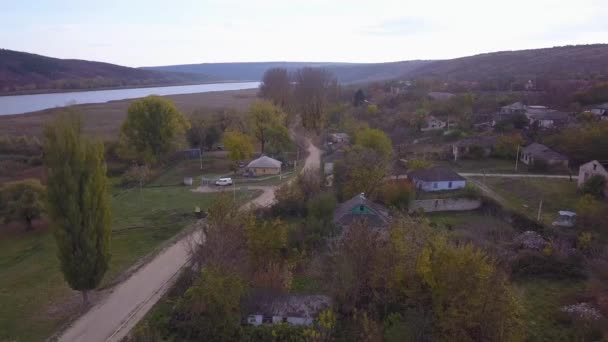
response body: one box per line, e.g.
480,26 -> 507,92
0,184 -> 259,342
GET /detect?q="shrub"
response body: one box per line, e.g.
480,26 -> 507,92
581,175 -> 606,199
377,180 -> 414,210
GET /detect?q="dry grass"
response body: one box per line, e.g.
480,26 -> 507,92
0,89 -> 257,139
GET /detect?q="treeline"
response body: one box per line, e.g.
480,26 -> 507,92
259,67 -> 340,131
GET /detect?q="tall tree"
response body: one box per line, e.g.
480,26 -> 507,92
44,113 -> 111,305
1,179 -> 46,231
293,67 -> 337,131
248,100 -> 287,154
259,68 -> 292,109
223,131 -> 254,161
354,127 -> 393,159
120,96 -> 190,163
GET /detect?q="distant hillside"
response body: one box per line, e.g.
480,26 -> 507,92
0,49 -> 214,95
408,44 -> 608,82
143,60 -> 431,84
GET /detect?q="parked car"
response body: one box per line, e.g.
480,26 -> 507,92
215,177 -> 233,186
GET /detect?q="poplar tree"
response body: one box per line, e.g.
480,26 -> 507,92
44,113 -> 111,305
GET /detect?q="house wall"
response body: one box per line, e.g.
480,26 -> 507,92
521,153 -> 568,168
248,167 -> 280,176
410,198 -> 482,213
414,179 -> 466,192
578,161 -> 608,197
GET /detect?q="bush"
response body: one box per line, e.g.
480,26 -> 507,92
581,175 -> 606,199
511,251 -> 586,281
120,164 -> 154,187
377,180 -> 414,210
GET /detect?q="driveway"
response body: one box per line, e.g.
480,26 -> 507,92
57,138 -> 321,342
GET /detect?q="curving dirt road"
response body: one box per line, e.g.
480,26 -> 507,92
56,139 -> 321,342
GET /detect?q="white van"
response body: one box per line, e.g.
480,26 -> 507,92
215,177 -> 233,186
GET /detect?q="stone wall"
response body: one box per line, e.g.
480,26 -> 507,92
410,198 -> 481,213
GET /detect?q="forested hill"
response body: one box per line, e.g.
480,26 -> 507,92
408,44 -> 608,82
0,49 -> 215,95
142,60 -> 432,84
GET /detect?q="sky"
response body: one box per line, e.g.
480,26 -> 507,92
1,0 -> 607,67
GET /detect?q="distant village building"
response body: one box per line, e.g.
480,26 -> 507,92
577,160 -> 608,198
328,133 -> 350,144
245,155 -> 282,176
428,92 -> 456,101
500,102 -> 527,115
452,135 -> 498,161
408,166 -> 466,192
525,108 -> 570,129
520,143 -> 569,168
590,103 -> 608,120
421,116 -> 447,131
244,293 -> 331,327
333,193 -> 391,229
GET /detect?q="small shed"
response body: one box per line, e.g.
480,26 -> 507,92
408,166 -> 466,192
245,155 -> 282,176
578,160 -> 608,198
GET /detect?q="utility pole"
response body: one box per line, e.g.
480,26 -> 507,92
515,145 -> 520,172
199,148 -> 203,170
537,198 -> 543,222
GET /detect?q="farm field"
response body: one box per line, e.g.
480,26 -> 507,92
0,183 -> 260,342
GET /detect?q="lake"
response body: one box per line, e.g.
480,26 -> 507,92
0,82 -> 260,116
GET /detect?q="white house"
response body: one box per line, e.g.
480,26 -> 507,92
244,293 -> 331,327
245,155 -> 282,176
407,166 -> 466,192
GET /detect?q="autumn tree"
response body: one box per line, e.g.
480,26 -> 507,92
248,100 -> 289,154
173,267 -> 247,340
417,236 -> 523,341
334,146 -> 391,200
223,131 -> 254,161
1,179 -> 46,230
259,68 -> 292,110
493,133 -> 526,158
354,127 -> 393,159
44,113 -> 111,305
120,96 -> 190,163
246,218 -> 291,290
294,67 -> 337,131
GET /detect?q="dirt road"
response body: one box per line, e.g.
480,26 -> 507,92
56,139 -> 320,342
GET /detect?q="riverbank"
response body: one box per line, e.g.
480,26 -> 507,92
0,88 -> 258,138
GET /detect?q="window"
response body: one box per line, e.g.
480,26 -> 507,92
433,182 -> 438,189
448,181 -> 452,188
593,164 -> 597,171
360,205 -> 365,212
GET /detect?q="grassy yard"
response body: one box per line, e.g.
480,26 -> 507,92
436,158 -> 573,175
0,184 -> 259,342
469,177 -> 588,226
516,279 -> 585,341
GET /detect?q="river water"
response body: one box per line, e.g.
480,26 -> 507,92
0,81 -> 260,116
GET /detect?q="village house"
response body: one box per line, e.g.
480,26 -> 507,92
328,133 -> 350,144
500,102 -> 527,115
590,103 -> 608,120
526,110 -> 570,129
244,292 -> 331,327
408,166 -> 466,192
421,116 -> 447,131
245,155 -> 282,176
452,135 -> 498,161
520,143 -> 569,168
577,160 -> 608,198
333,193 -> 391,229
428,91 -> 455,101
